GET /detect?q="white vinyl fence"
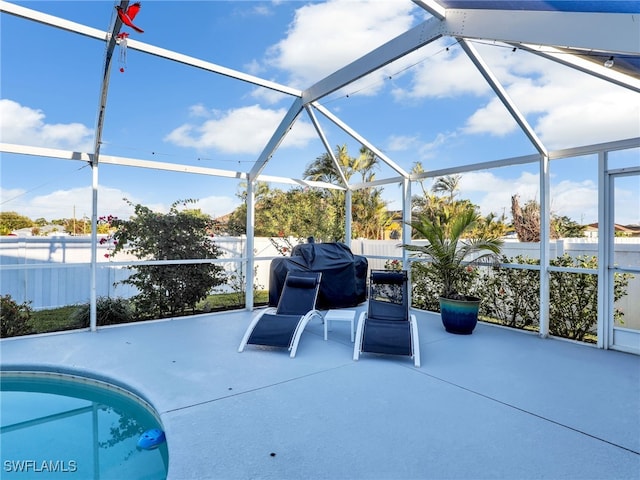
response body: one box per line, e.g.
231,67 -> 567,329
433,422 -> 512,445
1,236 -> 638,323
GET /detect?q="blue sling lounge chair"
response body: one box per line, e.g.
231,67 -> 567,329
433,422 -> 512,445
353,270 -> 420,367
238,271 -> 322,358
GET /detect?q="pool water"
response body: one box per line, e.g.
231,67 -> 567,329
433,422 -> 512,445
0,372 -> 168,480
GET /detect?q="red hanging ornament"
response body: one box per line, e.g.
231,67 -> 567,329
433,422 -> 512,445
116,32 -> 129,73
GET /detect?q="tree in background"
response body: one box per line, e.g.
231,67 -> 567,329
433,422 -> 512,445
223,183 -> 340,241
431,174 -> 462,203
0,211 -> 33,235
303,144 -> 391,239
511,195 -> 586,241
110,199 -> 226,318
411,171 -> 508,239
257,188 -> 338,240
553,215 -> 586,238
225,145 -> 391,241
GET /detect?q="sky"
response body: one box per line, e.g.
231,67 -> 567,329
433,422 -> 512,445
1,0 -> 639,227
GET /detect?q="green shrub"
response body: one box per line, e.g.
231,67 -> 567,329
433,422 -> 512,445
1,295 -> 34,338
476,254 -> 632,342
548,254 -> 632,341
410,260 -> 481,312
478,255 -> 540,329
70,297 -> 134,328
110,200 -> 227,319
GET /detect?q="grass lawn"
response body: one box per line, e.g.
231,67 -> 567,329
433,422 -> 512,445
25,291 -> 269,335
30,306 -> 81,334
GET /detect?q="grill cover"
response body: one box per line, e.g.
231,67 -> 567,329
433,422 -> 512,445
269,242 -> 368,309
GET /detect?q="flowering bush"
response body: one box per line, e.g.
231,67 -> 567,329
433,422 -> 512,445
98,215 -> 118,259
269,236 -> 303,256
384,259 -> 402,271
1,295 -> 33,338
107,199 -> 226,318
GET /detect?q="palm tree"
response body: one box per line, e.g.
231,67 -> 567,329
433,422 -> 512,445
431,175 -> 461,203
303,145 -> 388,240
404,206 -> 503,299
303,145 -> 351,185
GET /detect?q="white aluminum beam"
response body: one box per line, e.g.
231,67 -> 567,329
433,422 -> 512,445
597,151 -> 610,349
459,39 -> 548,157
98,154 -> 246,179
124,38 -> 301,97
0,143 -> 247,179
412,0 -> 446,21
302,16 -> 443,104
312,103 -> 409,178
410,153 -> 541,181
539,154 -> 551,338
304,105 -> 350,188
548,137 -> 640,160
513,43 -> 640,93
0,1 -> 106,40
249,98 -> 304,178
350,176 -> 407,190
7,138 -> 637,186
345,189 -> 352,244
245,179 -> 255,311
0,143 -> 92,162
402,177 -> 412,270
89,1 -> 127,332
443,9 -> 640,56
0,1 -> 299,97
256,175 -> 345,191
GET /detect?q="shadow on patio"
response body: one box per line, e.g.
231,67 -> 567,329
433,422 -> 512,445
1,307 -> 639,479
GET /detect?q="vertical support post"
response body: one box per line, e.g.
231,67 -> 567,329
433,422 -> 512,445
345,188 -> 352,246
89,162 -> 99,332
88,2 -> 126,331
597,151 -> 610,349
539,155 -> 550,338
245,177 -> 255,311
402,178 -> 412,306
402,178 -> 412,269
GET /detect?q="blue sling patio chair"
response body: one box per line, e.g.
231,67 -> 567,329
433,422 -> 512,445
238,271 -> 322,358
353,270 -> 420,367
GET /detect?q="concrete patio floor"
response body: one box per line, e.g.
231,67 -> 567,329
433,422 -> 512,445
1,307 -> 639,480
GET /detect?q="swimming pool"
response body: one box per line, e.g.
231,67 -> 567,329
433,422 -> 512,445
0,371 -> 168,480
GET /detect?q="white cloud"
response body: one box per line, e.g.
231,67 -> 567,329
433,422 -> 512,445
386,131 -> 457,161
550,179 -> 599,224
386,134 -> 421,152
196,195 -> 240,218
164,104 -> 317,154
250,4 -> 273,16
458,47 -> 640,148
456,171 -> 613,224
459,171 -> 538,219
265,0 -> 416,90
2,184 -> 239,223
188,104 -> 211,118
0,99 -> 94,151
392,43 -> 490,101
461,59 -> 640,148
47,187 -> 139,221
463,98 -> 517,136
389,41 -> 640,149
533,86 -> 640,149
248,86 -> 290,105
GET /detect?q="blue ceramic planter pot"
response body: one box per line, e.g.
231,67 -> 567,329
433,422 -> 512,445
439,296 -> 480,335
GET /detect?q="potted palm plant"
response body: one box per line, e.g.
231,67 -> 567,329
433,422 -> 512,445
404,206 -> 503,334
